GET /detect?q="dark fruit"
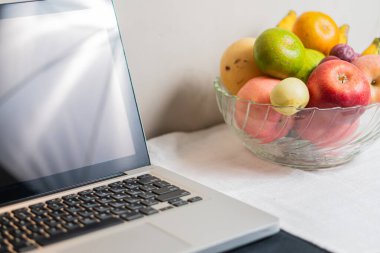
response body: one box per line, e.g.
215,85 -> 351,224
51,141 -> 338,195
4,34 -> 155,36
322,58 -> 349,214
329,43 -> 357,62
319,56 -> 339,65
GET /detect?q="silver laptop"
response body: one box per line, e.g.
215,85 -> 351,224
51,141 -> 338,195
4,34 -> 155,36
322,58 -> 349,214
0,0 -> 279,252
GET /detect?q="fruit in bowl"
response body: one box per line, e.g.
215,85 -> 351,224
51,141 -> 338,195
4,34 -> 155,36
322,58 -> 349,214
235,77 -> 294,143
215,10 -> 380,169
220,38 -> 262,94
329,44 -> 359,62
295,108 -> 360,148
295,48 -> 324,82
307,59 -> 371,108
270,77 -> 309,116
293,11 -> 339,55
214,78 -> 380,169
352,55 -> 380,103
253,28 -> 305,79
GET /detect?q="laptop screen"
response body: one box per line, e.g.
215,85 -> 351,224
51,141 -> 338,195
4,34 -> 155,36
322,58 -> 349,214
0,0 -> 150,206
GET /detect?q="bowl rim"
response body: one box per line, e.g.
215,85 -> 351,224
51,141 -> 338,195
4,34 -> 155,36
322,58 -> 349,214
214,77 -> 380,112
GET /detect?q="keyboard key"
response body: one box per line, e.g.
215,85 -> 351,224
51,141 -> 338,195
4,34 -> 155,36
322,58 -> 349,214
65,205 -> 83,214
29,203 -> 45,209
46,198 -> 62,205
78,190 -> 93,196
63,222 -> 80,231
0,243 -> 9,253
153,186 -> 179,195
46,227 -> 65,236
141,199 -> 159,206
109,202 -> 126,209
13,210 -> 30,220
159,206 -> 174,212
8,237 -> 36,252
124,197 -> 140,204
111,193 -> 129,200
25,224 -> 44,234
48,210 -> 66,219
47,203 -> 64,211
94,190 -> 111,198
137,192 -> 155,199
32,215 -> 50,223
108,181 -> 123,188
64,199 -> 81,206
36,217 -> 123,246
78,211 -> 95,218
137,177 -> 159,185
156,190 -> 190,202
62,214 -> 78,223
79,195 -> 95,202
125,203 -> 144,211
123,182 -> 140,190
94,206 -> 110,213
81,200 -> 99,209
111,207 -> 130,215
43,219 -> 59,228
97,196 -> 114,205
79,218 -> 98,226
28,232 -> 49,243
120,211 -> 143,221
171,200 -> 188,207
139,207 -> 158,216
93,185 -> 108,192
31,208 -> 48,216
109,187 -> 125,194
125,189 -> 142,196
95,212 -> 113,221
139,184 -> 157,192
153,180 -> 170,188
9,229 -> 24,238
62,194 -> 77,201
187,196 -> 203,203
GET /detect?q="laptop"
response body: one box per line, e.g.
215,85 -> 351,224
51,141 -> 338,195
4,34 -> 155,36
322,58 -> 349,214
0,0 -> 279,252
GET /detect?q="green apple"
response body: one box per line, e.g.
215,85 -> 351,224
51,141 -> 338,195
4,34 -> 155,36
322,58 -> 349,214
254,28 -> 305,79
295,48 -> 325,82
270,77 -> 310,115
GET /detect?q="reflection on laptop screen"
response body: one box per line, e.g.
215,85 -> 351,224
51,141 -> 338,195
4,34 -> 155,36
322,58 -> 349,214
0,0 -> 149,191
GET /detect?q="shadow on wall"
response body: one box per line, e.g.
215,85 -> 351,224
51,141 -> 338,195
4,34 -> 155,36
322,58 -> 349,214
152,73 -> 224,138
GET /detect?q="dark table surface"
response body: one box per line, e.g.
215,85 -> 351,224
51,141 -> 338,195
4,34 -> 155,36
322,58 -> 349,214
227,230 -> 329,253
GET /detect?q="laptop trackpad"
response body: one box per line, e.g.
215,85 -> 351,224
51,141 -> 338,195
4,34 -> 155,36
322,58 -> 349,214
56,223 -> 190,253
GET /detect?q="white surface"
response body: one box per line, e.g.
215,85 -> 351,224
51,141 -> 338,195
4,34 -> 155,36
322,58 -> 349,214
148,124 -> 380,253
113,0 -> 380,138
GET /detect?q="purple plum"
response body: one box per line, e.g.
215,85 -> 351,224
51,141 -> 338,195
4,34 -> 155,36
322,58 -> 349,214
329,44 -> 357,62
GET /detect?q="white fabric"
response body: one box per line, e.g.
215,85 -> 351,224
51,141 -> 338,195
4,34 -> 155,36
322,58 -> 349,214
147,124 -> 380,253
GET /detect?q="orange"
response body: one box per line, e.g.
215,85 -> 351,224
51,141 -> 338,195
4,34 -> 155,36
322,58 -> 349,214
293,12 -> 339,55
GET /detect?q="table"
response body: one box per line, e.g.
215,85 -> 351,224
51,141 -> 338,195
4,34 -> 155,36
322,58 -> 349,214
148,124 -> 380,253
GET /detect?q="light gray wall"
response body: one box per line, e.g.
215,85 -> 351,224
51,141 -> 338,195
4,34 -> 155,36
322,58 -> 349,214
113,0 -> 380,138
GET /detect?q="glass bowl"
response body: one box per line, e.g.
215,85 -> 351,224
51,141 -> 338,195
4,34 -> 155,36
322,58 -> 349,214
214,78 -> 380,169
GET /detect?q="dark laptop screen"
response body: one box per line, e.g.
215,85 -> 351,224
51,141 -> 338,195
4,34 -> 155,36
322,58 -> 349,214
0,0 -> 150,206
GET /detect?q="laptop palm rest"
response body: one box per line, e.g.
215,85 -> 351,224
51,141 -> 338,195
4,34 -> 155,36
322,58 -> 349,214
55,223 -> 190,253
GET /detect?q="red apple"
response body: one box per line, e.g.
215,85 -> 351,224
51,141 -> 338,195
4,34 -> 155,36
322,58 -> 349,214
352,55 -> 380,103
235,77 -> 293,143
295,107 -> 361,147
307,59 -> 371,108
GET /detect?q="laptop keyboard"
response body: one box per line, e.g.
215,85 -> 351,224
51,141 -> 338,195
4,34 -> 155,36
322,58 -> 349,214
0,174 -> 202,253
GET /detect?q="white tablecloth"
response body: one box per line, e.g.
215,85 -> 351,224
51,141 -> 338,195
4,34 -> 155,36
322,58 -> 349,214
147,124 -> 380,253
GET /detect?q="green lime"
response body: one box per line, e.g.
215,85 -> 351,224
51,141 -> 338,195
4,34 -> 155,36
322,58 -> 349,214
254,28 -> 305,79
295,48 -> 325,82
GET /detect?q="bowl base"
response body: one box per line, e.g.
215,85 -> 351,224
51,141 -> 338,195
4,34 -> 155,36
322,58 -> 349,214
243,142 -> 358,170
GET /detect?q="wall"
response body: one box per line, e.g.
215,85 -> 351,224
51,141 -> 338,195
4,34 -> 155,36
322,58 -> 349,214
113,0 -> 380,138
